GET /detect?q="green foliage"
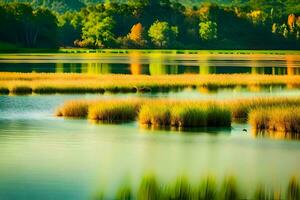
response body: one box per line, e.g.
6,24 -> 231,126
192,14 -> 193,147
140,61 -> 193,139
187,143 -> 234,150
81,14 -> 115,48
0,3 -> 58,48
1,0 -> 300,50
199,21 -> 218,41
148,21 -> 178,48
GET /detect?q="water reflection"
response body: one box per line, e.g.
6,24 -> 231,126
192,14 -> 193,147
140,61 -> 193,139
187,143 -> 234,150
0,53 -> 300,75
253,130 -> 300,140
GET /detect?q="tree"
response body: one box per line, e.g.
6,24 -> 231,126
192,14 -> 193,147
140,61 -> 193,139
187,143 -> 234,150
148,21 -> 178,48
81,12 -> 115,48
126,23 -> 146,47
199,21 -> 218,41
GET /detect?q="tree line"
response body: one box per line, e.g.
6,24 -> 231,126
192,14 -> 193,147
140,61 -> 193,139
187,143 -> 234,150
0,0 -> 300,49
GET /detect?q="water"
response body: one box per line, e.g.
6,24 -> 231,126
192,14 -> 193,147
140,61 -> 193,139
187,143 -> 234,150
0,94 -> 299,199
1,53 -> 300,75
0,52 -> 300,199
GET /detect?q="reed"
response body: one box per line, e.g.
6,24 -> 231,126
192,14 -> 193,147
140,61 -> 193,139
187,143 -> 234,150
198,177 -> 217,200
220,176 -> 239,200
249,107 -> 300,135
56,100 -> 90,118
137,175 -> 160,200
287,177 -> 300,200
138,103 -> 171,127
228,97 -> 300,120
88,100 -> 141,122
56,97 -> 300,130
94,175 -> 299,200
139,102 -> 231,128
2,73 -> 300,95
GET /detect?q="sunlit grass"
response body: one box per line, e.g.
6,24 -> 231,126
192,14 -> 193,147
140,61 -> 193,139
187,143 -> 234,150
138,102 -> 231,128
88,100 -> 141,122
56,100 -> 90,118
249,106 -> 300,135
2,73 -> 300,95
56,97 -> 300,131
229,98 -> 300,120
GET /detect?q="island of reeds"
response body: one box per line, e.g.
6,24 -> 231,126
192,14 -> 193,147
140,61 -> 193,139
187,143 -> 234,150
55,97 -> 300,138
94,175 -> 300,200
1,73 -> 300,95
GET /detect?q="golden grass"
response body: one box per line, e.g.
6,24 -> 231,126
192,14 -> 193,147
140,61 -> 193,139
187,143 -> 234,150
138,102 -> 231,128
228,98 -> 300,120
2,73 -> 300,94
55,97 -> 300,132
56,100 -> 91,118
249,106 -> 300,135
88,100 -> 141,122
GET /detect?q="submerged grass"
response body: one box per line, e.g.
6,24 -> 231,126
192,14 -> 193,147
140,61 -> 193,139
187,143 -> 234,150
95,175 -> 299,200
2,73 -> 300,95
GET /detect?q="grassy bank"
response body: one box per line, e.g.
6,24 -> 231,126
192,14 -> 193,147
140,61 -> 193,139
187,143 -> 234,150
95,175 -> 299,200
56,97 -> 300,130
2,73 -> 300,95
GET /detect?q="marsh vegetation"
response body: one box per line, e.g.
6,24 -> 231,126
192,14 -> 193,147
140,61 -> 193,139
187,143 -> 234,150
56,97 -> 300,134
94,175 -> 299,200
2,73 -> 300,95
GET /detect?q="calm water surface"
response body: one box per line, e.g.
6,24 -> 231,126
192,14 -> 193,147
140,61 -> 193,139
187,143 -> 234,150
1,53 -> 300,75
0,94 -> 299,199
0,52 -> 300,199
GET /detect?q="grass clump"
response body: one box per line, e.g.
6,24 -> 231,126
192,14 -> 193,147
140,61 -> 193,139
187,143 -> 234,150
220,176 -> 239,200
287,177 -> 300,200
88,101 -> 140,123
228,97 -> 300,120
198,177 -> 217,200
0,86 -> 9,95
56,100 -> 90,118
139,103 -> 171,127
9,85 -> 32,95
249,107 -> 300,136
94,174 -> 300,200
137,175 -> 160,200
139,102 -> 231,128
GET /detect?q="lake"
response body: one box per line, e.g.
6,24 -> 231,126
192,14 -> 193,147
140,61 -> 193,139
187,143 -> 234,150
0,52 -> 300,200
0,52 -> 300,75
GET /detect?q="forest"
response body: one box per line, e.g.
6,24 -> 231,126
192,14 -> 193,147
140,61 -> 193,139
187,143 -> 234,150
0,0 -> 300,49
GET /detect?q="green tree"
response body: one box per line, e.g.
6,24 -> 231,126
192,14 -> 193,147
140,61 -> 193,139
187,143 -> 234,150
199,21 -> 218,41
148,21 -> 178,48
81,13 -> 115,48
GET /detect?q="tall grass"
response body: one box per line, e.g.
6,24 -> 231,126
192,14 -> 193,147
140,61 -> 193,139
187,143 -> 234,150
56,100 -> 90,118
138,103 -> 171,127
56,97 -> 300,131
94,175 -> 299,200
2,73 -> 300,95
88,101 -> 140,123
249,107 -> 300,136
138,103 -> 231,128
229,98 -> 300,120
